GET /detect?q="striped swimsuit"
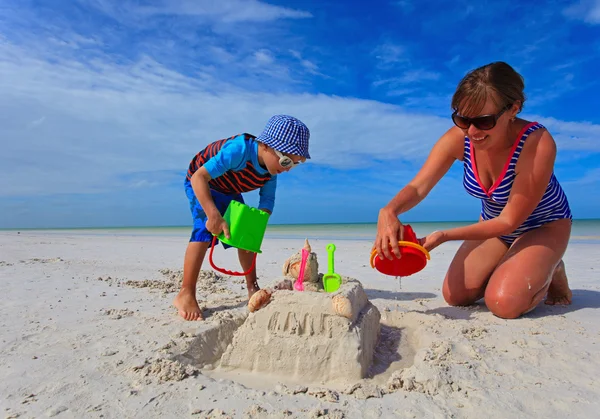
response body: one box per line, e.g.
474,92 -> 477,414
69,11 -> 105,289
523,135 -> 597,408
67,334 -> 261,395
186,133 -> 273,194
463,122 -> 572,245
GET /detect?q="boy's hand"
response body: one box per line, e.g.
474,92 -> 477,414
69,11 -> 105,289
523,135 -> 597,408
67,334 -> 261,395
206,214 -> 230,239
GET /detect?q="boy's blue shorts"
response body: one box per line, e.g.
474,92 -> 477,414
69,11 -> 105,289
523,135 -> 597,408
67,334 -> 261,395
184,178 -> 244,248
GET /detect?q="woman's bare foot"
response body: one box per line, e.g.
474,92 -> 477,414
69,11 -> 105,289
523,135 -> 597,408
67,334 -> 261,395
247,280 -> 260,299
545,261 -> 572,305
173,288 -> 204,320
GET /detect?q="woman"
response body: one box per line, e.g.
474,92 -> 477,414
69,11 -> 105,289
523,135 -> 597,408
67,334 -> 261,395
373,61 -> 573,319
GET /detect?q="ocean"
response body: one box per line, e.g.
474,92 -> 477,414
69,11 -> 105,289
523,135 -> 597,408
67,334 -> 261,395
5,219 -> 600,243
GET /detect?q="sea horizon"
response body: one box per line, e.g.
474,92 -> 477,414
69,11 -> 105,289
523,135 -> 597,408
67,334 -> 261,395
2,218 -> 600,243
3,217 -> 599,230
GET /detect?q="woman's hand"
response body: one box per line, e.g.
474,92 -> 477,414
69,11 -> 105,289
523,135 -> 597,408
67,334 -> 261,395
205,214 -> 230,239
373,207 -> 404,260
418,230 -> 446,252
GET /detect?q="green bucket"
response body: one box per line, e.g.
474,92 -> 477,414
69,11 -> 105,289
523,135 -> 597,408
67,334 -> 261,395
217,201 -> 269,253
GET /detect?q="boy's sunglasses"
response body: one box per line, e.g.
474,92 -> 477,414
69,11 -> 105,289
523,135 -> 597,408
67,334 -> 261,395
274,150 -> 301,170
451,104 -> 511,131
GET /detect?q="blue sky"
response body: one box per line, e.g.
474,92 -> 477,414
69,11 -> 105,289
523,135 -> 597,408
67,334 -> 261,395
1,0 -> 600,228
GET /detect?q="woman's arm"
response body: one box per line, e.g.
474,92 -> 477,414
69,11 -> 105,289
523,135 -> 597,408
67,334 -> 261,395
375,126 -> 464,259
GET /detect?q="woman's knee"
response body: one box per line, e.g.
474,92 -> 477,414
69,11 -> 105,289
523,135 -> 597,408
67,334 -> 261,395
484,288 -> 528,319
442,239 -> 507,307
442,274 -> 484,306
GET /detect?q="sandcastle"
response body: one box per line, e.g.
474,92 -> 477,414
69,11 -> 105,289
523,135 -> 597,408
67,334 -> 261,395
219,278 -> 381,386
211,240 -> 382,386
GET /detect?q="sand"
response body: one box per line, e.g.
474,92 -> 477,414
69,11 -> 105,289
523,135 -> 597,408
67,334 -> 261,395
1,231 -> 600,418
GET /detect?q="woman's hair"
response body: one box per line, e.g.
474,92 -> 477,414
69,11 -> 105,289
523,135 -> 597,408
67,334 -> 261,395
451,61 -> 526,116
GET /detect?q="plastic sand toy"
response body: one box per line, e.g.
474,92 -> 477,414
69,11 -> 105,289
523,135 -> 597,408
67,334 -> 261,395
369,224 -> 430,277
208,201 -> 269,276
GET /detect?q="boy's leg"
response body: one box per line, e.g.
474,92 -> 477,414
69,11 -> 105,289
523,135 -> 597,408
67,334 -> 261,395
174,241 -> 210,321
175,178 -> 217,321
238,249 -> 260,299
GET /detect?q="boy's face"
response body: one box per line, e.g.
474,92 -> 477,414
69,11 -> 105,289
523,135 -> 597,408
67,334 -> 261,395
264,147 -> 305,175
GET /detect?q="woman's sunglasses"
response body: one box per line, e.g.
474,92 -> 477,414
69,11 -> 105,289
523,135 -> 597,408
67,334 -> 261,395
274,150 -> 301,170
452,104 -> 511,131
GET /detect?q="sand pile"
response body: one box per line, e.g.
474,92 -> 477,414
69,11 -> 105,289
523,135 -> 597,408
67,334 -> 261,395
131,358 -> 199,384
97,268 -> 233,295
217,279 -> 381,386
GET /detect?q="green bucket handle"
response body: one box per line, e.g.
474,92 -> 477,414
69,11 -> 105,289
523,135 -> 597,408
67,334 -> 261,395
206,201 -> 267,276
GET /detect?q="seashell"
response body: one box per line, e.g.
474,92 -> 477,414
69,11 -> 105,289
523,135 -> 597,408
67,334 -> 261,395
248,289 -> 272,313
282,238 -> 319,283
282,255 -> 291,276
303,238 -> 311,253
273,279 -> 293,291
332,294 -> 352,319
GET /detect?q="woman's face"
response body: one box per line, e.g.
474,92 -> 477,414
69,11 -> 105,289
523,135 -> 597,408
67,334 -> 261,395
453,98 -> 516,149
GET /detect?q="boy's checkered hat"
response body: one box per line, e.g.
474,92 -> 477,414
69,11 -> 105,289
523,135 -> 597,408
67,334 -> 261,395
256,115 -> 311,159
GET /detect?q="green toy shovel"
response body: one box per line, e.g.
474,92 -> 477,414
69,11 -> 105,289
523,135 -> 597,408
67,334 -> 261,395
323,243 -> 342,293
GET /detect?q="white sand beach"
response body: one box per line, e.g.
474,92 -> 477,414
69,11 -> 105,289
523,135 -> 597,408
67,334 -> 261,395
1,231 -> 599,418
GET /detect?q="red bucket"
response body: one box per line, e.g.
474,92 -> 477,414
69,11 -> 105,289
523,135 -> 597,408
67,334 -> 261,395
370,225 -> 430,277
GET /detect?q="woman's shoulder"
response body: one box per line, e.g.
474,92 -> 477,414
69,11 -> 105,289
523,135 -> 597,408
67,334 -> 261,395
516,120 -> 557,166
518,119 -> 553,146
437,126 -> 468,161
519,118 -> 544,130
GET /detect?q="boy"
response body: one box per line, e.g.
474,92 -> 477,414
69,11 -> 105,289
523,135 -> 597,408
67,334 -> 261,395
174,115 -> 311,321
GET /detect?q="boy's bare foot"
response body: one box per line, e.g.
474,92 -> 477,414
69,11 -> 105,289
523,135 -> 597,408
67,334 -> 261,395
247,280 -> 260,299
545,261 -> 572,305
173,288 -> 204,320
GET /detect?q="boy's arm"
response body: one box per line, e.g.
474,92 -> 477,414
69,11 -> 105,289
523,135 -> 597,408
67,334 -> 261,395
190,167 -> 231,238
192,139 -> 246,237
258,176 -> 277,215
190,167 -> 221,220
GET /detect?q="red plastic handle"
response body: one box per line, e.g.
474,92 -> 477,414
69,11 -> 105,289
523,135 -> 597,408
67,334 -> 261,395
208,236 -> 257,276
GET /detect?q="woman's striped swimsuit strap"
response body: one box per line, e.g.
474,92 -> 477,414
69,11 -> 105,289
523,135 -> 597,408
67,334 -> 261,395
463,122 -> 572,245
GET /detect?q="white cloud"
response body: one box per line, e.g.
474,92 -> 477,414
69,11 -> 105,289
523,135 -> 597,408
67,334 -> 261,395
372,43 -> 407,68
0,38 -> 450,197
28,116 -> 46,128
300,59 -> 319,74
528,115 -> 600,152
253,49 -> 275,65
563,168 -> 600,186
289,50 -> 321,76
563,0 -> 600,24
370,44 -> 441,98
1,26 -> 599,201
373,70 -> 441,89
81,0 -> 313,23
144,0 -> 313,22
207,46 -> 236,64
397,70 -> 441,83
383,87 -> 417,97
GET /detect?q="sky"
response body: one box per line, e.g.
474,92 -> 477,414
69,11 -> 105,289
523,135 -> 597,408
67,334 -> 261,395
1,0 -> 600,228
